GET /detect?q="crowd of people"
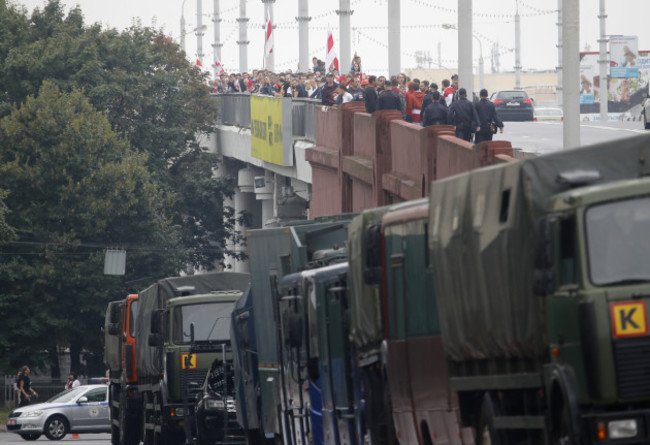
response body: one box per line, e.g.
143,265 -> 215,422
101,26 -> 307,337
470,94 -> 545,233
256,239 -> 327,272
209,54 -> 505,143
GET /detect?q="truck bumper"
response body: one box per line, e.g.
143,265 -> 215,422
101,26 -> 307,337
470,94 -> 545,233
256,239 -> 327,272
164,403 -> 195,434
582,409 -> 650,444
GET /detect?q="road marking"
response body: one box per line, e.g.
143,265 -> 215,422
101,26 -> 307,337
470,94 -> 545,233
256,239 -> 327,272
584,125 -> 643,133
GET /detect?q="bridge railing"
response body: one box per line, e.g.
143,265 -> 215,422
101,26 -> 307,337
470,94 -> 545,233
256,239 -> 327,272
212,93 -> 320,142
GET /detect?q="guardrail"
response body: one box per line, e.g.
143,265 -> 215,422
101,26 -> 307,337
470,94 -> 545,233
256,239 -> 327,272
211,93 -> 320,142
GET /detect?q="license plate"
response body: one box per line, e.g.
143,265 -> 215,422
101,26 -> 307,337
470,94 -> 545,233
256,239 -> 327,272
7,419 -> 16,425
506,102 -> 520,106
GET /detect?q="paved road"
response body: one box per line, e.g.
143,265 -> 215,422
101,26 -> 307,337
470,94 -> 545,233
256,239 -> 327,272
493,120 -> 648,155
0,432 -> 110,443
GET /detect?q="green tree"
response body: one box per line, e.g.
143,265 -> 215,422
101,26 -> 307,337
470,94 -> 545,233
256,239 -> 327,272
0,82 -> 183,374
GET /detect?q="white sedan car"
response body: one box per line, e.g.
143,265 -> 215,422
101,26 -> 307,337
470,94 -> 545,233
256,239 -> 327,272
6,384 -> 110,441
533,107 -> 563,122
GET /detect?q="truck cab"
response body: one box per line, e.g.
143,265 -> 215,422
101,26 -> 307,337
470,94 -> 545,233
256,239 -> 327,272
540,176 -> 650,443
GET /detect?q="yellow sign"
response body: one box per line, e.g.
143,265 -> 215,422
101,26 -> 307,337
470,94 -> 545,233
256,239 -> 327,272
610,301 -> 648,338
181,353 -> 197,370
250,95 -> 288,166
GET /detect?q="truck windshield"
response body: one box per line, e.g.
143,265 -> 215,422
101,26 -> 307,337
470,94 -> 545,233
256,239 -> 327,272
586,197 -> 650,285
172,302 -> 236,344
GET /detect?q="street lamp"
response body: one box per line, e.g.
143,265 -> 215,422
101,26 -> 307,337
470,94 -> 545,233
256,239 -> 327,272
181,0 -> 188,54
443,23 -> 484,90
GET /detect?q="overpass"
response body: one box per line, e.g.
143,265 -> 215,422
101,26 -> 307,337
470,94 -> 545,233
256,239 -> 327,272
205,94 -> 521,271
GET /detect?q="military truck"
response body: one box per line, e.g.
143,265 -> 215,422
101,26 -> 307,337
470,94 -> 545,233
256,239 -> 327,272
423,133 -> 650,444
104,272 -> 250,445
231,217 -> 351,445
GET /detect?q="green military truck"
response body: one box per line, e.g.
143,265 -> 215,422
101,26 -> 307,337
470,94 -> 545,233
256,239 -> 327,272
427,133 -> 650,444
104,272 -> 249,445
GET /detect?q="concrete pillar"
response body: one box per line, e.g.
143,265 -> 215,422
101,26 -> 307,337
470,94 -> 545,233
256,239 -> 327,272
237,0 -> 249,73
212,0 -> 222,67
262,0 -> 275,72
387,0 -> 400,76
514,6 -> 521,89
337,0 -> 353,75
598,0 -> 608,122
297,0 -> 311,72
196,0 -> 205,62
557,0 -> 563,107
231,187 -> 249,273
458,0 -> 473,93
181,0 -> 187,54
562,0 -> 580,149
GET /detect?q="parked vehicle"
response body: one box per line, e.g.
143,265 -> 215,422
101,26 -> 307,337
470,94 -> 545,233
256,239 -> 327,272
234,132 -> 650,445
491,90 -> 535,121
642,95 -> 650,129
6,384 -> 110,441
194,356 -> 244,445
534,106 -> 563,122
103,272 -> 249,445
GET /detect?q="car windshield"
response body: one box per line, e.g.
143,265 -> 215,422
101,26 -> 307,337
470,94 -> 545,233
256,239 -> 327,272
498,91 -> 528,100
586,197 -> 650,285
173,301 -> 236,344
46,386 -> 87,403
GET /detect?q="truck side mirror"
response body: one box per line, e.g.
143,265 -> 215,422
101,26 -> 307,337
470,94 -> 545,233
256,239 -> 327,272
287,313 -> 303,348
109,303 -> 121,324
148,333 -> 162,347
533,217 -> 557,296
150,309 -> 163,334
107,323 -> 120,336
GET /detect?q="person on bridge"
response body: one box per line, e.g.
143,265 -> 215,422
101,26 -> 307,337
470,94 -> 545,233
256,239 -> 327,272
448,88 -> 480,142
321,73 -> 338,106
364,75 -> 378,113
474,89 -> 504,144
375,79 -> 403,113
422,92 -> 448,127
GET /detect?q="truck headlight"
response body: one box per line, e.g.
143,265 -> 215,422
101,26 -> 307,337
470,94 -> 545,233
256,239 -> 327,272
205,399 -> 225,410
608,419 -> 637,439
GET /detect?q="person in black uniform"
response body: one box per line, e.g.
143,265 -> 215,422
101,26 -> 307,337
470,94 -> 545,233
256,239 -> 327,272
422,92 -> 448,126
375,79 -> 403,112
364,75 -> 378,113
448,88 -> 480,142
474,89 -> 504,144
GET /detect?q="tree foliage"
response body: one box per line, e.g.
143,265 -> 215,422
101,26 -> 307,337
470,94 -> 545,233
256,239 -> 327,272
0,1 -> 239,375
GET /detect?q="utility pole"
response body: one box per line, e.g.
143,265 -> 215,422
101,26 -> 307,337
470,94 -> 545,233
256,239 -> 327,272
514,0 -> 521,89
557,0 -> 563,107
562,0 -> 580,149
237,0 -> 249,73
458,0 -> 473,93
297,0 -> 311,72
181,0 -> 188,54
196,0 -> 204,63
387,0 -> 400,76
337,0 -> 353,75
598,0 -> 608,122
262,0 -> 275,71
212,0 -> 222,70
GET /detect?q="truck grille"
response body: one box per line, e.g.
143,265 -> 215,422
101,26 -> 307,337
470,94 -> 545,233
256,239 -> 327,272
180,369 -> 206,389
613,337 -> 650,399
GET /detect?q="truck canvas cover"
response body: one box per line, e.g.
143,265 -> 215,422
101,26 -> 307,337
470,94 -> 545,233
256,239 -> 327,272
429,133 -> 650,365
135,272 -> 250,379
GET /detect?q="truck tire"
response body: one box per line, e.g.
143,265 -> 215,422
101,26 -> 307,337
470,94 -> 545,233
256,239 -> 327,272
551,404 -> 576,445
111,425 -> 120,445
476,394 -> 503,445
142,393 -> 154,445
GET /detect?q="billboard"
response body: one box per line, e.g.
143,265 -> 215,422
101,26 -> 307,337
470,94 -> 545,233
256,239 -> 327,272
610,36 -> 639,78
250,95 -> 293,166
580,65 -> 595,104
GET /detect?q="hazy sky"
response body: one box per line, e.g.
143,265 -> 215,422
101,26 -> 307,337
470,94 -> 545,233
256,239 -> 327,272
11,0 -> 650,77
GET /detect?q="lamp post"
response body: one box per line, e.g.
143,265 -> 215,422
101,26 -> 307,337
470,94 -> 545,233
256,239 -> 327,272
181,0 -> 188,54
443,24 -> 484,90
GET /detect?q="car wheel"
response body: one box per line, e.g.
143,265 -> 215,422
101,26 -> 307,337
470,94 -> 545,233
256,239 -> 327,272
19,433 -> 42,441
44,415 -> 69,440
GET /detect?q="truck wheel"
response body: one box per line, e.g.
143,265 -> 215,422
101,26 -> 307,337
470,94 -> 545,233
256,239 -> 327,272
476,394 -> 503,445
551,404 -> 576,445
111,425 -> 120,445
142,393 -> 154,445
119,391 -> 141,445
44,415 -> 68,440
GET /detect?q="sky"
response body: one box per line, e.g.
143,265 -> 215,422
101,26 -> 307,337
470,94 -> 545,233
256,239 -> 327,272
11,0 -> 650,77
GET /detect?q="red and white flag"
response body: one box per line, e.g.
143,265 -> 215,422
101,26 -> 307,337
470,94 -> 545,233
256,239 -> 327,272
196,58 -> 203,67
326,26 -> 339,72
214,53 -> 225,76
264,12 -> 273,57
